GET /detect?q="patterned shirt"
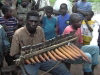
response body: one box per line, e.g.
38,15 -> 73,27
81,20 -> 99,45
10,26 -> 45,56
0,16 -> 17,38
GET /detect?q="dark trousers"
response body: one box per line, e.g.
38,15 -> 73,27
5,54 -> 14,66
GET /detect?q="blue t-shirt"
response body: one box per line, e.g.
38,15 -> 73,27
57,13 -> 70,35
76,1 -> 92,12
42,16 -> 56,40
76,1 -> 92,18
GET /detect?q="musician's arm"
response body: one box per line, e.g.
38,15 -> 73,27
39,26 -> 46,42
10,33 -> 20,56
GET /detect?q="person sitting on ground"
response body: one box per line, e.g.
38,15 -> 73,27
10,10 -> 72,75
63,13 -> 99,75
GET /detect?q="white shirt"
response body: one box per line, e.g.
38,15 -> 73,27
34,0 -> 50,8
53,0 -> 72,14
90,14 -> 100,45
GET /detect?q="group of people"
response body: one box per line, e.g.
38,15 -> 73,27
0,0 -> 100,75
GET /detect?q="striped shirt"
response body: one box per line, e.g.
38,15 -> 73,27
0,16 -> 17,38
10,26 -> 45,56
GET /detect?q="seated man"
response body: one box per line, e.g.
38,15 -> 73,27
10,11 -> 71,75
63,13 -> 99,75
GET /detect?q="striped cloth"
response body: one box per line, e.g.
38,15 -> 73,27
0,16 -> 17,38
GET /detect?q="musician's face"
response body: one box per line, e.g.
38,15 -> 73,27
26,16 -> 40,34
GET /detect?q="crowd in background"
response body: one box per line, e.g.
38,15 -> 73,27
0,0 -> 100,75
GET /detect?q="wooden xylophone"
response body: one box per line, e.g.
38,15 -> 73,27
15,32 -> 90,65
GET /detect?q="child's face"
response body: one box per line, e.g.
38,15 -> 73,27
85,14 -> 92,21
5,9 -> 12,18
72,20 -> 82,29
45,10 -> 52,18
60,5 -> 67,15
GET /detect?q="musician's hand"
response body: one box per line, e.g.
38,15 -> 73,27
3,51 -> 10,56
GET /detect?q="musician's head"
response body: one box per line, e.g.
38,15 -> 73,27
70,13 -> 82,30
26,11 -> 40,35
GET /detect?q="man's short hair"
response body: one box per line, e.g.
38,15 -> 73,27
26,11 -> 39,20
45,6 -> 53,12
70,13 -> 82,24
1,5 -> 10,14
88,11 -> 94,17
60,3 -> 68,10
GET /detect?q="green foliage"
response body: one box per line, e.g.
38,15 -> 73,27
49,0 -> 56,6
88,0 -> 100,2
49,0 -> 56,3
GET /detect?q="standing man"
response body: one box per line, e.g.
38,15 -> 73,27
0,5 -> 17,66
10,11 -> 72,75
0,5 -> 17,42
17,0 -> 32,22
0,25 -> 10,68
42,6 -> 56,40
72,0 -> 92,18
57,3 -> 70,35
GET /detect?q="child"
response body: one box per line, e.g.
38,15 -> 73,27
57,3 -> 70,35
42,6 -> 56,40
63,13 -> 99,75
81,11 -> 99,45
